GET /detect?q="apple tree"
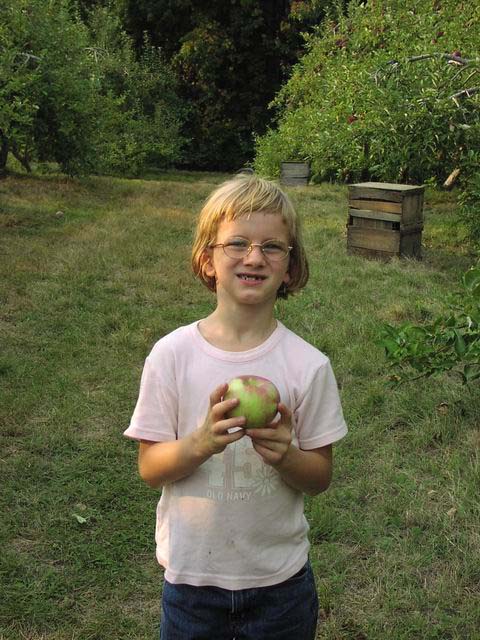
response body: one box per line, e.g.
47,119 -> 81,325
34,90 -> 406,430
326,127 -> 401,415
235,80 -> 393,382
254,0 -> 480,187
0,0 -> 186,176
0,0 -> 100,174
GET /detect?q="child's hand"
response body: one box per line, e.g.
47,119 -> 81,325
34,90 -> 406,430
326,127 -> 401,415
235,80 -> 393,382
195,383 -> 246,457
246,403 -> 292,466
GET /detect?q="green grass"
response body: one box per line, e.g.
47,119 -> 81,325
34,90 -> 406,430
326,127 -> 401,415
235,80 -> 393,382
1,171 -> 479,639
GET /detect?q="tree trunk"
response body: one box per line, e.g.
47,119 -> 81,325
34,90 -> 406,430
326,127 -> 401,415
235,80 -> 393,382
11,139 -> 32,173
0,133 -> 9,177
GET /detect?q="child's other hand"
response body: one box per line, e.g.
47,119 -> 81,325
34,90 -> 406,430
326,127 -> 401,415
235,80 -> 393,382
246,403 -> 292,466
195,383 -> 246,457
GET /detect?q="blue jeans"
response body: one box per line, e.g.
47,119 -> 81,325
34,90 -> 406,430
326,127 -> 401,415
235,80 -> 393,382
160,561 -> 318,640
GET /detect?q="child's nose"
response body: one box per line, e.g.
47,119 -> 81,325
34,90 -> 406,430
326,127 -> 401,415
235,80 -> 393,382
244,244 -> 265,263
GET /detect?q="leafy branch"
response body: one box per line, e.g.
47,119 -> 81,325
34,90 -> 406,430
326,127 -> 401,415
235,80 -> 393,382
451,86 -> 480,104
379,265 -> 480,386
374,53 -> 479,79
373,53 -> 480,102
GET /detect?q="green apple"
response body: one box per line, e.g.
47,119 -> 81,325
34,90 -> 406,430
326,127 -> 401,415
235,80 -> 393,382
224,375 -> 280,428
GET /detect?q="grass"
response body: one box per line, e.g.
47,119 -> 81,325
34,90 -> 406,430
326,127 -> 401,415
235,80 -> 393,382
1,170 -> 479,639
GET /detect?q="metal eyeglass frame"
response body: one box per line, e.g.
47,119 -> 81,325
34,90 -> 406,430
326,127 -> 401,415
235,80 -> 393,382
209,241 -> 293,261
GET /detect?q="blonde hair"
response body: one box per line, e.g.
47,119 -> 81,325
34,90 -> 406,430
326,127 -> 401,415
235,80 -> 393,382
191,172 -> 309,298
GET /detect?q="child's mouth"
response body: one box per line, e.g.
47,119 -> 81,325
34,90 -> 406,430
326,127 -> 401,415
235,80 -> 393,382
237,274 -> 265,282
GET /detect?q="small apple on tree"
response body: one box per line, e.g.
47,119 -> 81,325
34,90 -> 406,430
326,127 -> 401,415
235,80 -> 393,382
224,375 -> 280,428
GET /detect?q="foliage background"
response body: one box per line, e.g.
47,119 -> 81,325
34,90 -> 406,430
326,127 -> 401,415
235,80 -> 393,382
3,0 -> 479,190
120,0 -> 345,170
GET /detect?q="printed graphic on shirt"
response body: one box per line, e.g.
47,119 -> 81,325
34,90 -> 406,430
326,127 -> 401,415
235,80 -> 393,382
203,437 -> 280,502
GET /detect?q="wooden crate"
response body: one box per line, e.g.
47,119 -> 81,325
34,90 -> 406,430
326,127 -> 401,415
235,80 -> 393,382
346,182 -> 424,260
280,161 -> 311,186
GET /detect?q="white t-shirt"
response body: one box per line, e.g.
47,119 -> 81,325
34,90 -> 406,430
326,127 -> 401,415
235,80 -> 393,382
124,320 -> 347,590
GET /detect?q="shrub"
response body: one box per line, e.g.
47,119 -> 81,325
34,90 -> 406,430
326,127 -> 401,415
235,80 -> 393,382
380,264 -> 480,385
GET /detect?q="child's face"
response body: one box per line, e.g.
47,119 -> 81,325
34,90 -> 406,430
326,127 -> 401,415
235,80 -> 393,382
204,212 -> 291,307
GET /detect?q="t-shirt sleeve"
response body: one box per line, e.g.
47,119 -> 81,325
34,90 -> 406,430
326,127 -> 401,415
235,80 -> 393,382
294,359 -> 347,450
123,352 -> 178,442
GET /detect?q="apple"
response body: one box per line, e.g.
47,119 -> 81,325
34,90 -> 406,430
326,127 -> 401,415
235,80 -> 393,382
224,375 -> 280,429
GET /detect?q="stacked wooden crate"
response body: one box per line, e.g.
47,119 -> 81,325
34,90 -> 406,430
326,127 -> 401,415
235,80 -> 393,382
347,182 -> 425,260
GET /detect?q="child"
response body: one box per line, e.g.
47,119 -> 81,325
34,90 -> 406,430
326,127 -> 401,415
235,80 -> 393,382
124,173 -> 347,639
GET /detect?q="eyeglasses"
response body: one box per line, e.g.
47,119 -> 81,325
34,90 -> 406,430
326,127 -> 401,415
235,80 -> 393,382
210,239 -> 293,261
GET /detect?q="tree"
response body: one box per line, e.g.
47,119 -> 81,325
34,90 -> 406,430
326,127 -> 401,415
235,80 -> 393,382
0,0 -> 101,174
85,6 -> 187,174
0,0 -> 186,176
0,11 -> 39,173
254,0 -> 480,186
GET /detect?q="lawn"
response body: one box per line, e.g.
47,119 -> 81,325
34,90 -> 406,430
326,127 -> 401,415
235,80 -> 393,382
1,171 -> 479,639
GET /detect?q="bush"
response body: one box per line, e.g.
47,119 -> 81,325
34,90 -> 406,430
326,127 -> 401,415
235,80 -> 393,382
380,264 -> 480,385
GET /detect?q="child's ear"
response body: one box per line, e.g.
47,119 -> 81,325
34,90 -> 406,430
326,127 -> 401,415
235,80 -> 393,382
282,270 -> 291,285
201,250 -> 216,279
